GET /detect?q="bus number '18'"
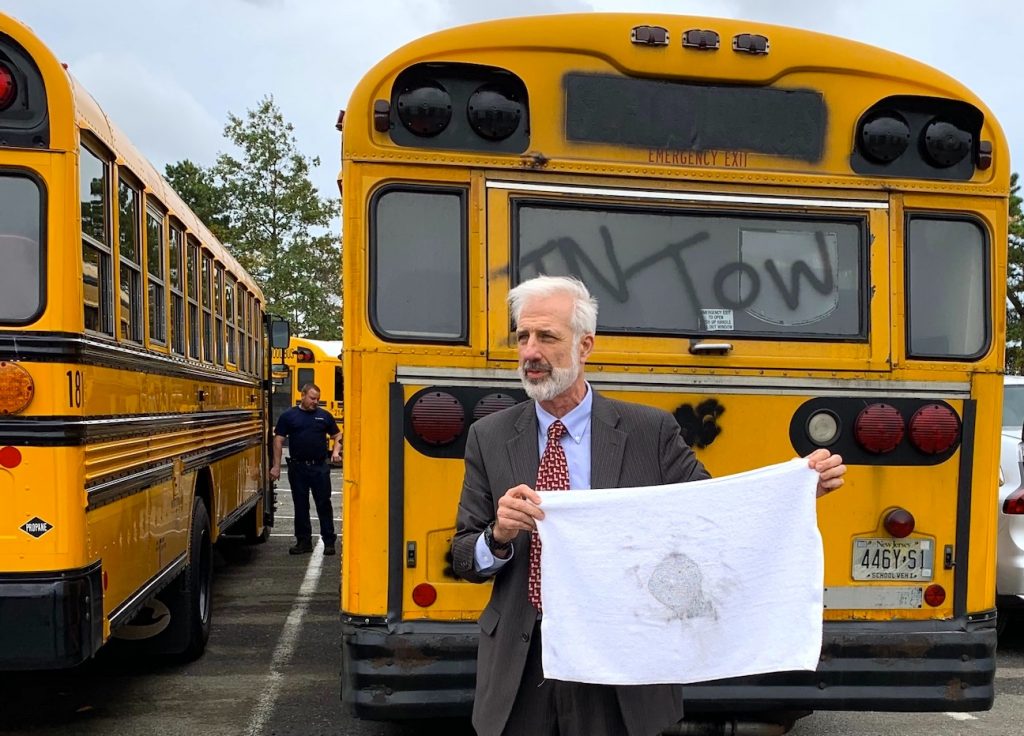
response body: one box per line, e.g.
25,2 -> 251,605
66,369 -> 82,408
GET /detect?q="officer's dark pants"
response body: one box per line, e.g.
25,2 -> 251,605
286,460 -> 336,544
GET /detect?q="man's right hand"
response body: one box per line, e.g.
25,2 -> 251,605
269,465 -> 281,482
493,484 -> 544,544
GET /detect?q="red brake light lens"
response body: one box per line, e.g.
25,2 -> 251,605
410,391 -> 465,446
883,508 -> 915,538
907,404 -> 961,454
412,583 -> 437,607
0,63 -> 16,110
853,403 -> 905,453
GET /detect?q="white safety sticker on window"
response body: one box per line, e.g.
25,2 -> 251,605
701,309 -> 735,331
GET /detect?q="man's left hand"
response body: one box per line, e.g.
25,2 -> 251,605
806,448 -> 846,498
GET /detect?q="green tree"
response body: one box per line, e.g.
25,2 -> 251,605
1007,172 -> 1024,372
164,159 -> 232,243
165,98 -> 341,339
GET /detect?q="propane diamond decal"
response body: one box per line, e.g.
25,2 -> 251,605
20,517 -> 53,538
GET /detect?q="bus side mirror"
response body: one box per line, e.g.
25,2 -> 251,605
270,318 -> 291,349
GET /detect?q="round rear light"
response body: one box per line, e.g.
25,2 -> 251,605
806,410 -> 840,446
0,63 -> 16,110
0,445 -> 22,469
921,120 -> 971,168
467,84 -> 524,141
473,393 -> 519,421
923,584 -> 946,607
0,361 -> 35,415
859,111 -> 911,164
853,403 -> 904,454
410,391 -> 465,446
412,583 -> 437,607
397,81 -> 452,137
907,404 -> 960,455
883,508 -> 915,538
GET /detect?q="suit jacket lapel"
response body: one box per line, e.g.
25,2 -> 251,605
590,391 -> 626,489
507,401 -> 539,485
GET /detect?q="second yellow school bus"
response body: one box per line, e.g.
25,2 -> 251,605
338,14 -> 1008,723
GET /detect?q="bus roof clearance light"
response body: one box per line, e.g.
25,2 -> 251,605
908,404 -> 961,455
467,84 -> 523,141
0,63 -> 16,110
396,81 -> 452,137
0,361 -> 34,415
853,403 -> 904,454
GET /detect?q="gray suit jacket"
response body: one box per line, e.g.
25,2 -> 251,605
452,391 -> 710,736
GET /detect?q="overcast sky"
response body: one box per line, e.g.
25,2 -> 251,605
5,0 -> 1021,205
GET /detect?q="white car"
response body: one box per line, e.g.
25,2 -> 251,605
998,375 -> 1024,631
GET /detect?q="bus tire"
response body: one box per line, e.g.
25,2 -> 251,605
161,497 -> 214,661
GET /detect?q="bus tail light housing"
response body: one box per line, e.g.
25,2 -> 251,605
854,403 -> 904,454
908,404 -> 961,454
923,584 -> 946,607
410,391 -> 465,446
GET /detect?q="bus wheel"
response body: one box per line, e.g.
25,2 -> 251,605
159,497 -> 213,661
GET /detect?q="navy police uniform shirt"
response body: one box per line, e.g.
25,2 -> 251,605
274,406 -> 340,462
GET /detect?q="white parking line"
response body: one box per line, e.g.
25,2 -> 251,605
944,712 -> 978,721
246,540 -> 324,735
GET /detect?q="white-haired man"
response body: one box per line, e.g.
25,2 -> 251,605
451,275 -> 845,736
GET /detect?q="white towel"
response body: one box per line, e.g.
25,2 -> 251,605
536,458 -> 823,685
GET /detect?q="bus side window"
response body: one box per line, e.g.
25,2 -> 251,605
80,144 -> 113,335
334,365 -> 344,406
297,367 -> 315,399
117,175 -> 143,343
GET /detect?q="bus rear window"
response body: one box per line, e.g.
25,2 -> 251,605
515,202 -> 864,338
371,187 -> 467,341
0,175 -> 44,324
906,217 -> 987,359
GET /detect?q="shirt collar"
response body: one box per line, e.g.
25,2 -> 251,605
535,382 -> 592,445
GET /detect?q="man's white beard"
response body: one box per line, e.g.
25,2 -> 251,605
519,349 -> 580,402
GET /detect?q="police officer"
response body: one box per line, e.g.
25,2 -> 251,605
270,383 -> 342,555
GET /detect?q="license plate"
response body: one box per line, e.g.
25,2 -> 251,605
851,538 -> 933,581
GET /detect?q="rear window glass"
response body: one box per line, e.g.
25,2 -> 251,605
0,175 -> 44,323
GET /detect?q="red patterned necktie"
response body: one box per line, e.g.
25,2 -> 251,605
528,419 -> 570,612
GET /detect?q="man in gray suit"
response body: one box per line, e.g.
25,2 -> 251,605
451,275 -> 846,736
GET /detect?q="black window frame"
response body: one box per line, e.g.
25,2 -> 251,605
186,238 -> 201,360
510,197 -> 870,341
117,176 -> 143,343
145,203 -> 167,346
904,212 -> 991,361
79,145 -> 112,335
368,183 -> 468,344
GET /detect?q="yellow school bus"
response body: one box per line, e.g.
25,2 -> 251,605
273,337 -> 344,426
0,12 -> 285,668
338,14 -> 1008,722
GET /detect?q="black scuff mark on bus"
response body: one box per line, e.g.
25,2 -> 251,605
673,399 -> 725,449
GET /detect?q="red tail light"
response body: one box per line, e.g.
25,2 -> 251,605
854,403 -> 904,453
410,391 -> 465,446
0,63 -> 16,110
1003,488 -> 1024,515
0,445 -> 21,469
907,404 -> 960,454
412,583 -> 437,607
883,508 -> 915,538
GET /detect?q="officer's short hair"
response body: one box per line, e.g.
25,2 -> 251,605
300,383 -> 321,395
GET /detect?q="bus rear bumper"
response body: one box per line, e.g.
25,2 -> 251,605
341,615 -> 996,719
0,562 -> 103,670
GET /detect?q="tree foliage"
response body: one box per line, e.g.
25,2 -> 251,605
1007,173 -> 1024,373
165,97 -> 340,339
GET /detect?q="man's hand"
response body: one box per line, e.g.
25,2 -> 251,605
493,484 -> 544,544
806,448 -> 846,498
270,465 -> 281,482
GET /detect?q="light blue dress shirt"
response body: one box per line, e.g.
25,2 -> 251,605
474,384 -> 593,573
